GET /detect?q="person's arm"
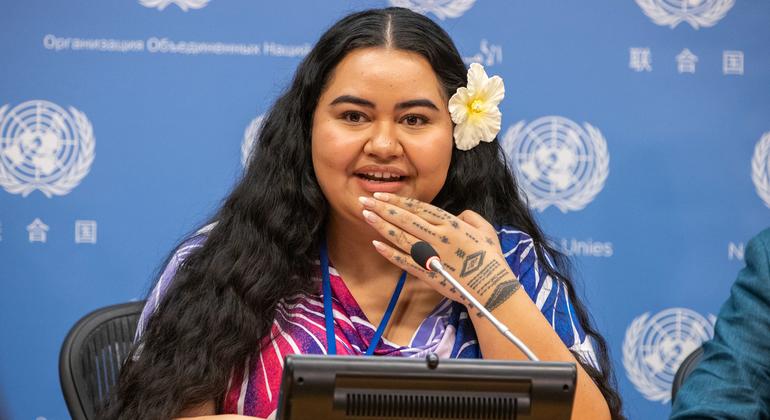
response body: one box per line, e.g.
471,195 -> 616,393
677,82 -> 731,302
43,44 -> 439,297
361,193 -> 611,420
670,228 -> 770,419
456,211 -> 610,420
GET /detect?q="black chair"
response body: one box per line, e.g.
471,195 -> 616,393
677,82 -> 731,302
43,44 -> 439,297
59,301 -> 145,420
671,346 -> 705,403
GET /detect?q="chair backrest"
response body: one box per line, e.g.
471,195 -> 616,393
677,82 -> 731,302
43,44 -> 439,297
671,346 -> 705,403
59,301 -> 145,420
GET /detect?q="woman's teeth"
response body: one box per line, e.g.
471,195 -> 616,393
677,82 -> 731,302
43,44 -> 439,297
358,172 -> 403,182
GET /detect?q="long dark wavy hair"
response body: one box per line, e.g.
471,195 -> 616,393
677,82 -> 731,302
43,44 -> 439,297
104,7 -> 623,419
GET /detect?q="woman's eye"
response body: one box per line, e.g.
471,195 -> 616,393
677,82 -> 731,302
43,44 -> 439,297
342,111 -> 367,123
403,115 -> 427,126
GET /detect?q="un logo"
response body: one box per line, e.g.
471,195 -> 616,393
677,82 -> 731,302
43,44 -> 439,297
752,131 -> 770,210
139,0 -> 210,11
389,0 -> 475,20
241,115 -> 265,168
0,100 -> 95,197
635,0 -> 734,29
502,116 -> 609,213
623,308 -> 716,403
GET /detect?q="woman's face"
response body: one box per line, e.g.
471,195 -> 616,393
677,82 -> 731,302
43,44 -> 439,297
312,47 -> 454,227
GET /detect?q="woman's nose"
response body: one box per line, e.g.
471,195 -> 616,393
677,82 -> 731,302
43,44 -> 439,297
364,121 -> 403,159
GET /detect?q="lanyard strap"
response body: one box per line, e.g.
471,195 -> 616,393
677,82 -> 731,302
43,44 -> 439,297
320,241 -> 407,356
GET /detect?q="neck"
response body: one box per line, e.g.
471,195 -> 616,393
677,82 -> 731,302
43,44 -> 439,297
325,214 -> 402,286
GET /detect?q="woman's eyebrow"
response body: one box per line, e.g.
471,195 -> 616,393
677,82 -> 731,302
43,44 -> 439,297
329,95 -> 375,108
329,95 -> 439,111
395,99 -> 439,111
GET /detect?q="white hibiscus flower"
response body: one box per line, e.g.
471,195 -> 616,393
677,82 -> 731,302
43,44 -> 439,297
448,63 -> 505,151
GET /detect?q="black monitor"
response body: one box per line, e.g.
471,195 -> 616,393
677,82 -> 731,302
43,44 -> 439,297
276,354 -> 576,420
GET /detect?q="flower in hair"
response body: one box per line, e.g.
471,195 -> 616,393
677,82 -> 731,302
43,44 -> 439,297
448,63 -> 505,151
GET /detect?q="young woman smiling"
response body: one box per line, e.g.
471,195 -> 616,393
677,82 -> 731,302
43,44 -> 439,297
104,7 -> 624,420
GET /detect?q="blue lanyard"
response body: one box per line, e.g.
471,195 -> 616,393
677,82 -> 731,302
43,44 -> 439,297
320,241 -> 407,356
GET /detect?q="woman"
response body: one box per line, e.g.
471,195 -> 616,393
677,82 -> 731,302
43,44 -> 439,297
105,7 -> 623,419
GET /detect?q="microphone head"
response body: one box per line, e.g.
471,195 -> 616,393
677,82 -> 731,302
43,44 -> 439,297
410,241 -> 439,271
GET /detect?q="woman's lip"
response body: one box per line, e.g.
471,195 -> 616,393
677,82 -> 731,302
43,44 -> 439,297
355,176 -> 407,193
354,166 -> 408,177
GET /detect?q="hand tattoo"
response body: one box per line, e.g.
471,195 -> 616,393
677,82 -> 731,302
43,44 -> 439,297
484,281 -> 521,313
412,221 -> 437,237
458,252 -> 522,316
420,206 -> 452,221
459,251 -> 485,278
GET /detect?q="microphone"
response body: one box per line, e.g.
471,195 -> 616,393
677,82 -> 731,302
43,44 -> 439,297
410,241 -> 539,361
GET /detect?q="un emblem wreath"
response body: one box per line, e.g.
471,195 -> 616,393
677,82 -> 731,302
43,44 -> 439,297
635,0 -> 735,29
389,0 -> 475,20
623,308 -> 715,403
752,131 -> 770,210
0,101 -> 95,197
139,0 -> 210,12
502,116 -> 609,213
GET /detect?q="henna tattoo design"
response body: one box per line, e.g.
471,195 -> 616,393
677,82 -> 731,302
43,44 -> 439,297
388,209 -> 398,216
420,206 -> 453,221
388,229 -> 396,237
395,253 -> 435,279
459,251 -> 485,277
440,235 -> 450,244
475,267 -> 510,296
485,237 -> 495,246
483,280 -> 522,313
455,248 -> 466,258
466,259 -> 500,290
465,231 -> 480,244
412,221 -> 437,237
450,220 -> 459,230
443,263 -> 457,273
453,253 -> 522,316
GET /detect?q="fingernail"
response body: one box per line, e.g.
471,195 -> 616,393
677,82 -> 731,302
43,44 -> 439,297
358,196 -> 375,207
373,192 -> 390,201
372,240 -> 386,251
362,209 -> 378,223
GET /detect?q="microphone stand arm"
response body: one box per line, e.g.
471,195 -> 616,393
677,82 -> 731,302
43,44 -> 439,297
430,260 -> 540,362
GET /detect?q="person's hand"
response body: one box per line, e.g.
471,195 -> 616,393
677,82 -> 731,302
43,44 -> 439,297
360,192 -> 522,313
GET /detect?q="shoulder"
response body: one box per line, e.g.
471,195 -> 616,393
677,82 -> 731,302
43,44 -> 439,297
745,227 -> 770,272
134,225 -> 214,341
750,226 -> 770,245
732,227 -> 770,309
159,222 -> 216,279
496,226 -> 534,250
671,228 -> 770,417
495,227 -> 555,278
154,231 -> 210,295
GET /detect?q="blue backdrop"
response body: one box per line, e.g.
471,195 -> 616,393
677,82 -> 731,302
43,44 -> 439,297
1,1 -> 768,419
